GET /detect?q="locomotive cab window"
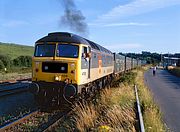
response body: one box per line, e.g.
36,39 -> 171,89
82,46 -> 91,58
57,44 -> 79,58
35,44 -> 56,57
82,46 -> 87,58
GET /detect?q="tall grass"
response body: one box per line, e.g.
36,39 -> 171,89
73,103 -> 98,131
57,82 -> 137,131
98,86 -> 136,131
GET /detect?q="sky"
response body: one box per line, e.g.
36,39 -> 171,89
0,0 -> 180,54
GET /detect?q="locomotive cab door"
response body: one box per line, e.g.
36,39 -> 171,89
81,46 -> 91,82
87,46 -> 91,78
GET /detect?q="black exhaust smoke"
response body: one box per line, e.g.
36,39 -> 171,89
60,0 -> 89,36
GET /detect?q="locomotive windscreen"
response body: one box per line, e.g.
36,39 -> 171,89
57,44 -> 79,58
35,44 -> 55,57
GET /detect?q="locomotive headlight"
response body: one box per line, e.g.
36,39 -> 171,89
70,63 -> 75,69
55,76 -> 59,81
55,76 -> 61,81
44,66 -> 48,70
61,66 -> 65,71
55,77 -> 59,81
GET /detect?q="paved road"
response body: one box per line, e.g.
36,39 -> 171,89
144,69 -> 180,132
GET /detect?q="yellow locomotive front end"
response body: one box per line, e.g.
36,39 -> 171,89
32,43 -> 79,84
31,32 -> 83,106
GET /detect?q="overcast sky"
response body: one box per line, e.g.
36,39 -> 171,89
0,0 -> 180,53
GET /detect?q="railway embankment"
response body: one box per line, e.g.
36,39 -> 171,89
48,67 -> 166,131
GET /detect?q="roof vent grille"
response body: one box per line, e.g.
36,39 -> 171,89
48,32 -> 72,37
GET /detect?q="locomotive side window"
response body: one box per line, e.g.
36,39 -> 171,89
35,44 -> 55,57
83,47 -> 87,53
82,46 -> 91,58
57,44 -> 79,58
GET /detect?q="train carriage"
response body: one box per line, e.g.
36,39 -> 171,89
125,56 -> 132,71
137,59 -> 142,67
114,53 -> 125,74
131,58 -> 137,69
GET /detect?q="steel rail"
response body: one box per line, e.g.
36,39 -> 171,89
40,110 -> 72,132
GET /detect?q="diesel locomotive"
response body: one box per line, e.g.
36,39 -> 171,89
31,32 -> 145,106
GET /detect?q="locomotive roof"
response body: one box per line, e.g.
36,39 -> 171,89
36,32 -> 89,45
36,32 -> 112,54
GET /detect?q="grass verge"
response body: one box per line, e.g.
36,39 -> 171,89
168,67 -> 180,77
135,67 -> 166,131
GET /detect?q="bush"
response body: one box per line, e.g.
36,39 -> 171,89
0,54 -> 11,68
13,56 -> 32,67
119,72 -> 137,85
0,60 -> 5,70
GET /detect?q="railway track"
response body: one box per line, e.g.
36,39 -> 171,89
0,78 -> 31,97
0,78 -> 31,86
0,108 -> 72,132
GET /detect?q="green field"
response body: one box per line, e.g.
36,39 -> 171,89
0,42 -> 34,59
